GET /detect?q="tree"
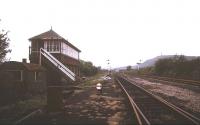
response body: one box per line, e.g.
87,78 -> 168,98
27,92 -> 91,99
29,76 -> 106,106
154,58 -> 173,76
0,20 -> 11,62
154,55 -> 200,79
126,65 -> 132,71
80,60 -> 99,76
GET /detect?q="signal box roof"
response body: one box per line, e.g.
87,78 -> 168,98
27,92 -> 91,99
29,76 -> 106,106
29,29 -> 81,52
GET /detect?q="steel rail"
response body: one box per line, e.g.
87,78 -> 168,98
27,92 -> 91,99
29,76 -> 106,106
116,79 -> 150,125
125,77 -> 200,125
117,75 -> 200,125
140,75 -> 200,86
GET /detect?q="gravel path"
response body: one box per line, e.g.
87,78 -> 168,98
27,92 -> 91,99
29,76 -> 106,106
20,77 -> 136,125
63,79 -> 135,125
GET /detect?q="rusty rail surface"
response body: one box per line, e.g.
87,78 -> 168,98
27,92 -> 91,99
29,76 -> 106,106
116,75 -> 200,125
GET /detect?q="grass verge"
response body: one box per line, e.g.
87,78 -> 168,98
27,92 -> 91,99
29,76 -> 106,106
0,95 -> 46,124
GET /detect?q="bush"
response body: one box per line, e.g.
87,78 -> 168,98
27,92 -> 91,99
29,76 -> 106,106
80,60 -> 99,76
154,55 -> 200,80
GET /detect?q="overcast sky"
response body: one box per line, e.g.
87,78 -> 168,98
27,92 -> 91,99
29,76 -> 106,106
0,0 -> 200,68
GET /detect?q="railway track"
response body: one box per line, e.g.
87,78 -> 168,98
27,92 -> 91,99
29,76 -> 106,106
116,75 -> 200,125
139,75 -> 200,86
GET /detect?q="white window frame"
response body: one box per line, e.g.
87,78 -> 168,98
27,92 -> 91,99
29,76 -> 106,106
61,42 -> 79,60
44,41 -> 60,53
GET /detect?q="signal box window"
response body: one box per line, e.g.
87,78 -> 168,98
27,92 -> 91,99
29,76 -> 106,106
46,41 -> 60,52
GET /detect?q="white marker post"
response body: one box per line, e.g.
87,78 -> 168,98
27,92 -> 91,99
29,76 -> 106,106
96,83 -> 102,94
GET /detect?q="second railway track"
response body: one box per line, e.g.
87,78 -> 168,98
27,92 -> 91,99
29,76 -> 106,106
116,75 -> 200,125
139,75 -> 200,86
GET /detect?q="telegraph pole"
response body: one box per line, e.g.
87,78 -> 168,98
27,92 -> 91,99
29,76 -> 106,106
106,59 -> 110,75
137,59 -> 142,73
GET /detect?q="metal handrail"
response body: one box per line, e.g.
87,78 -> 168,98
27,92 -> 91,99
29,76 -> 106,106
40,48 -> 75,81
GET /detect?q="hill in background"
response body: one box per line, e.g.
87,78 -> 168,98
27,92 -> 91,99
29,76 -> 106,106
139,55 -> 198,68
114,55 -> 199,71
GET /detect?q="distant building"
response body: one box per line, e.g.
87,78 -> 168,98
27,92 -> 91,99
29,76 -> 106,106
29,29 -> 81,77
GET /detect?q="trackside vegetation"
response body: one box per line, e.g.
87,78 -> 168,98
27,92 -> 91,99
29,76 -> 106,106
154,55 -> 200,80
127,55 -> 200,80
80,60 -> 100,77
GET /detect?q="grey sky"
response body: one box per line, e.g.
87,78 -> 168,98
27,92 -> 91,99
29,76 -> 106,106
0,0 -> 200,68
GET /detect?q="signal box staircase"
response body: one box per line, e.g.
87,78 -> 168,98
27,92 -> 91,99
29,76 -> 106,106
40,48 -> 76,84
39,48 -> 76,111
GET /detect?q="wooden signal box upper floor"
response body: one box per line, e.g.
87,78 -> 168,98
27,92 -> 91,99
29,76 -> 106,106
29,29 -> 81,75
